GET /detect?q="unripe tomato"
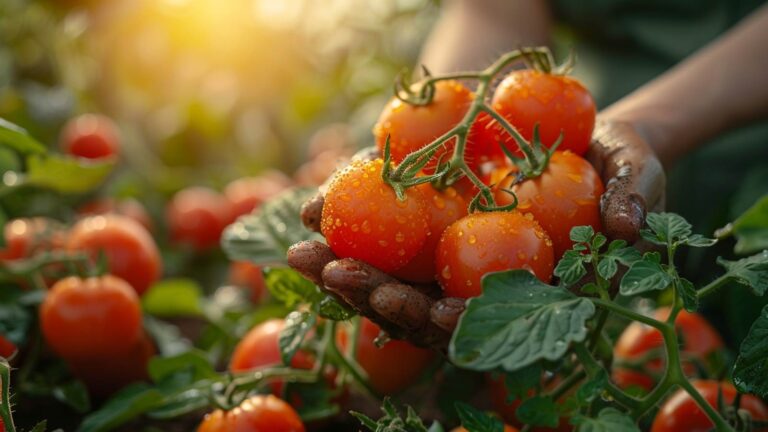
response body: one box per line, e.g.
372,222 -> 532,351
489,70 -> 595,156
0,217 -> 67,261
436,211 -> 554,298
613,308 -> 724,392
228,261 -> 267,303
393,185 -> 467,283
651,380 -> 768,432
40,275 -> 143,360
60,114 -> 120,160
77,198 -> 153,232
66,215 -> 161,296
336,318 -> 435,395
321,159 -> 429,273
167,187 -> 235,251
224,171 -> 293,218
492,151 -> 603,260
197,394 -> 305,432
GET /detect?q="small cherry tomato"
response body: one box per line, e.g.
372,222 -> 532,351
393,185 -> 467,283
492,151 -> 603,260
489,70 -> 595,156
0,335 -> 17,359
67,214 -> 161,296
40,275 -> 143,360
651,380 -> 768,432
167,187 -> 235,251
60,114 -> 120,160
613,308 -> 724,392
0,217 -> 67,261
198,394 -> 305,432
228,261 -> 267,303
336,318 -> 435,395
77,198 -> 153,232
224,171 -> 293,218
436,211 -> 554,298
321,159 -> 429,273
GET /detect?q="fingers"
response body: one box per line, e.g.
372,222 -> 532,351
321,258 -> 398,319
429,297 -> 466,333
369,283 -> 433,332
587,119 -> 666,242
286,240 -> 336,286
300,193 -> 324,233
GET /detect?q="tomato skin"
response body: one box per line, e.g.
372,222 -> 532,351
78,198 -> 153,232
613,308 -> 724,392
66,215 -> 161,296
0,217 -> 67,261
167,187 -> 236,251
651,380 -> 768,432
492,151 -> 603,260
489,70 -> 595,156
321,159 -> 429,273
0,335 -> 17,359
40,275 -> 143,360
225,171 -> 293,218
435,211 -> 554,299
336,318 -> 435,395
228,261 -> 267,303
197,394 -> 305,432
60,114 -> 120,160
393,185 -> 467,283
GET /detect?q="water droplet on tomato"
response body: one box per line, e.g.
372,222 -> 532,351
468,235 -> 477,245
441,266 -> 452,280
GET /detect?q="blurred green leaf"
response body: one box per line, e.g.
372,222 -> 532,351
142,279 -> 203,318
455,401 -> 504,432
733,304 -> 768,398
0,117 -> 46,154
516,395 -> 559,428
730,195 -> 768,255
26,154 -> 114,193
265,267 -> 322,307
0,147 -> 20,173
572,408 -> 640,431
77,384 -> 163,432
148,350 -> 218,384
279,310 -> 316,365
52,380 -> 91,413
221,187 -> 322,266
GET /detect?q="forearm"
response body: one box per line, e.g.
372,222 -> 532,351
419,0 -> 552,74
601,4 -> 768,167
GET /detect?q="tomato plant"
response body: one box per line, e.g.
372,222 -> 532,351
197,394 -> 305,432
66,214 -> 162,295
77,198 -> 153,232
59,114 -> 120,160
321,158 -> 429,273
167,187 -> 236,251
651,381 -> 768,432
435,211 -> 554,298
228,261 -> 267,303
0,218 -> 66,261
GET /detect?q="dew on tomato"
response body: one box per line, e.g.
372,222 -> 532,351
197,394 -> 305,432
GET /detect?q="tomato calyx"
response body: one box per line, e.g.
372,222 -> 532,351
499,123 -> 563,180
519,46 -> 576,76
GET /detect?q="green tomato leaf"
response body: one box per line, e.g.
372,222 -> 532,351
684,234 -> 718,248
285,381 -> 340,421
596,257 -> 618,281
604,242 -> 642,266
576,369 -> 607,405
503,363 -> 542,402
25,154 -> 115,193
279,310 -> 316,365
265,267 -> 323,307
29,421 -> 48,432
221,187 -> 322,265
717,251 -> 768,296
351,397 -> 429,432
77,384 -> 164,432
645,212 -> 692,246
516,395 -> 559,428
733,304 -> 768,398
52,380 -> 91,413
570,226 -> 595,244
591,233 -> 607,250
428,422 -> 446,432
317,295 -> 355,321
0,117 -> 46,154
146,387 -> 209,420
554,250 -> 587,287
677,278 -> 699,312
572,407 -> 640,432
619,259 -> 673,296
142,279 -> 203,318
730,195 -> 768,255
450,270 -> 595,372
455,401 -> 504,432
148,350 -> 218,384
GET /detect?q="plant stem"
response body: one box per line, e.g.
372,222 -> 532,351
679,379 -> 736,432
697,274 -> 732,299
572,343 -> 641,410
326,322 -> 380,398
0,360 -> 16,432
590,299 -> 666,330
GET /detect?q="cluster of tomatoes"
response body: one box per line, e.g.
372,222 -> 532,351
322,69 -> 602,299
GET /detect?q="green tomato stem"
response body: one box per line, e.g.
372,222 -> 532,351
573,343 -> 641,410
696,274 -> 732,299
0,360 -> 16,432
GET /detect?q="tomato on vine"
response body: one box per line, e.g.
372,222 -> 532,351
167,187 -> 236,251
491,150 -> 603,259
321,158 -> 429,273
435,211 -> 554,298
613,307 -> 724,392
0,217 -> 67,261
66,214 -> 161,296
197,394 -> 305,432
60,114 -> 120,160
40,275 -> 143,360
651,380 -> 768,432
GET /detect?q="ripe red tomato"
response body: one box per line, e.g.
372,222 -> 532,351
491,151 -> 603,260
77,198 -> 153,232
0,335 -> 17,359
321,159 -> 429,273
651,380 -> 768,432
488,70 -> 595,156
488,374 -> 572,432
197,394 -> 305,432
228,261 -> 267,303
40,275 -> 143,360
225,171 -> 293,218
0,217 -> 67,261
336,318 -> 435,395
393,185 -> 467,283
66,214 -> 161,296
60,114 -> 120,160
167,187 -> 235,251
435,211 -> 554,298
613,308 -> 724,392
